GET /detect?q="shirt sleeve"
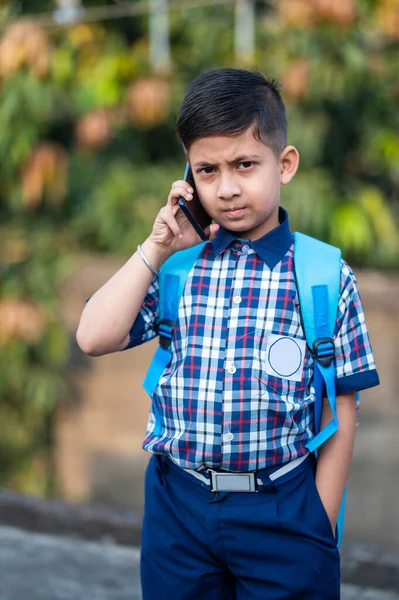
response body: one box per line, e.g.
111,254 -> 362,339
122,278 -> 159,350
333,260 -> 380,395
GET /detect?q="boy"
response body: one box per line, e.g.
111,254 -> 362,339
77,68 -> 380,599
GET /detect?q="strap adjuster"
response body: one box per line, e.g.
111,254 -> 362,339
158,319 -> 174,350
312,337 -> 335,368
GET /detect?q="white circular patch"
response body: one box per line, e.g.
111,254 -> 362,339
267,337 -> 303,378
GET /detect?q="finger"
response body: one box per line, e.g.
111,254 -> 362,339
171,202 -> 179,215
160,206 -> 183,238
170,183 -> 193,197
168,186 -> 193,206
171,180 -> 194,193
205,223 -> 220,241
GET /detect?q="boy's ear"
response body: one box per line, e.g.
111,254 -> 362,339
279,145 -> 300,185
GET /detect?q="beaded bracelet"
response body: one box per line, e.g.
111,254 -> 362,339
137,244 -> 160,278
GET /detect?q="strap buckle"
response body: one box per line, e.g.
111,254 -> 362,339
158,319 -> 174,350
312,337 -> 335,368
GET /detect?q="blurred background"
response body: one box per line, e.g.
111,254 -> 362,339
0,0 -> 398,556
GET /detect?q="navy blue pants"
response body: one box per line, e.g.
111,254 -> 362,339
141,454 -> 340,599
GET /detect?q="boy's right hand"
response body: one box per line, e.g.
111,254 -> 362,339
146,180 -> 219,262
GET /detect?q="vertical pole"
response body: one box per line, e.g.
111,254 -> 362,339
149,0 -> 171,73
235,0 -> 255,64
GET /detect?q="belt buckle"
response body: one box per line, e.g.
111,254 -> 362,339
209,471 -> 256,492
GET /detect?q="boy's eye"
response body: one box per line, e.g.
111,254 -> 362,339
199,166 -> 215,175
238,161 -> 253,169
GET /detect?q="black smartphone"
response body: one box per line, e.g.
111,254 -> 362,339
178,163 -> 211,241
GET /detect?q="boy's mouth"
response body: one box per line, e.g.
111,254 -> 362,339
222,207 -> 246,218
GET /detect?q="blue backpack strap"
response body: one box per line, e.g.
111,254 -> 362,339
294,232 -> 346,546
294,232 -> 341,448
143,242 -> 207,401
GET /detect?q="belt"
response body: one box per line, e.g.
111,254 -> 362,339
158,453 -> 310,493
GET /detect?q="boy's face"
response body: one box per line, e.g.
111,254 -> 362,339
188,128 -> 299,241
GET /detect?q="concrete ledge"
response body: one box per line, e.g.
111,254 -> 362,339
1,489 -> 398,592
0,489 -> 142,547
341,541 -> 399,592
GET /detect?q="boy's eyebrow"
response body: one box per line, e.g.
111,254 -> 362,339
193,155 -> 262,168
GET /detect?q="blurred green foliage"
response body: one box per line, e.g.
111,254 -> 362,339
0,0 -> 398,494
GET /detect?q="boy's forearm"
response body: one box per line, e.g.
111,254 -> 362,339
315,392 -> 357,531
76,238 -> 169,356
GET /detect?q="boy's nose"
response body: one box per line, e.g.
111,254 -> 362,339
216,175 -> 240,200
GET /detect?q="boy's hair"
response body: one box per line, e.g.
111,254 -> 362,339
176,68 -> 287,157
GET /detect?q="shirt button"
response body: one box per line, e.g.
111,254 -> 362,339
223,432 -> 234,443
241,244 -> 250,254
227,364 -> 236,374
233,295 -> 242,304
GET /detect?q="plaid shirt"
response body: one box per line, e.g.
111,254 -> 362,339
127,209 -> 379,472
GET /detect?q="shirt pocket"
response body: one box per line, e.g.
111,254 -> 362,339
251,328 -> 313,400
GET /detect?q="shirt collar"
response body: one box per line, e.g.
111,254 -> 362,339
211,207 -> 293,269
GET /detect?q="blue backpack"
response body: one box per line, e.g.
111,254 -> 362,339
143,232 -> 347,547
